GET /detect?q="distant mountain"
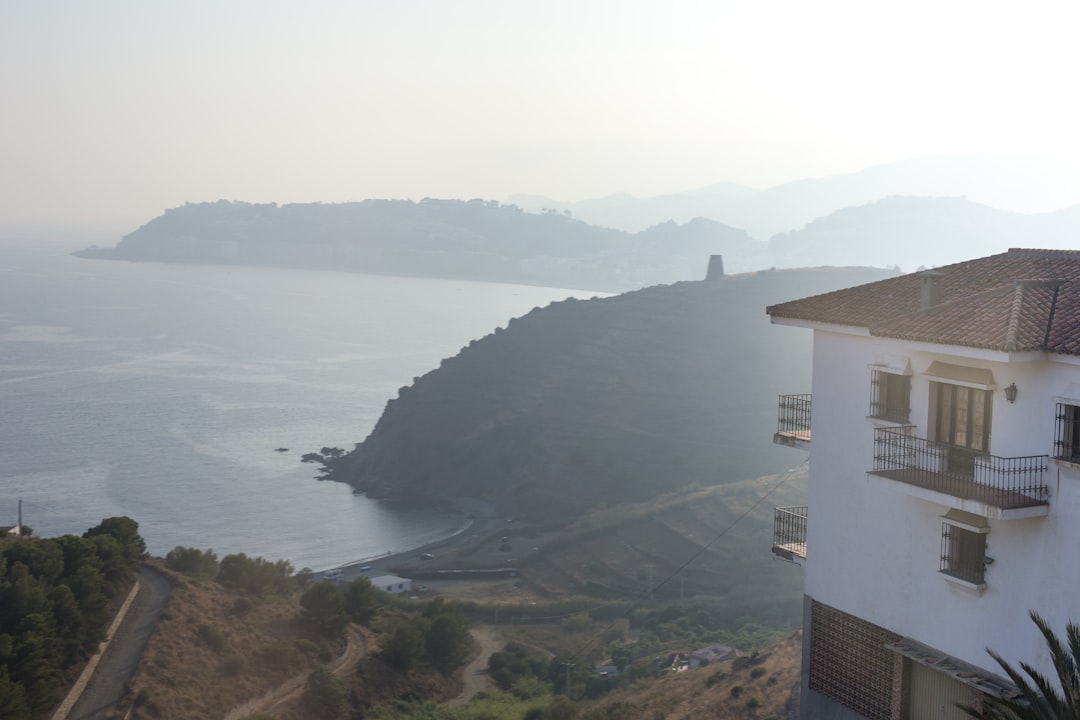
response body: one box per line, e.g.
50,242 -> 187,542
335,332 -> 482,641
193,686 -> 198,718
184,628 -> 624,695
74,158 -> 1080,291
329,266 -> 895,521
74,199 -> 764,292
511,155 -> 1080,239
767,196 -> 1080,271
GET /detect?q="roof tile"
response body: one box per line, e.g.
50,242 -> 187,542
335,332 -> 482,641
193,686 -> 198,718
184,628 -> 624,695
766,249 -> 1080,355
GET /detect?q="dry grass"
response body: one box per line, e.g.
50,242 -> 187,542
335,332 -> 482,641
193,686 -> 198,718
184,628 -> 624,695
123,563 -> 339,720
585,631 -> 802,720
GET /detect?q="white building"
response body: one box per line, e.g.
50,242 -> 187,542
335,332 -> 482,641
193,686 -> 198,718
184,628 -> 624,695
370,574 -> 413,594
767,248 -> 1080,719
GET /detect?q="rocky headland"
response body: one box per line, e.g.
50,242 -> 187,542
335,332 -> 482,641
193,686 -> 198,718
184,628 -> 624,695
328,266 -> 895,521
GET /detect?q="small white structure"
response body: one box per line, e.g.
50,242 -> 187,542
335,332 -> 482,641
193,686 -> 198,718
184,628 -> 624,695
768,249 -> 1080,719
370,574 -> 413,594
689,644 -> 736,668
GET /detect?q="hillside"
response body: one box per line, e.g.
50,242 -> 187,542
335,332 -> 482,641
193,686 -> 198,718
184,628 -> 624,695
115,479 -> 808,719
329,266 -> 894,522
767,196 -> 1032,270
73,199 -> 763,292
73,191 -> 1080,299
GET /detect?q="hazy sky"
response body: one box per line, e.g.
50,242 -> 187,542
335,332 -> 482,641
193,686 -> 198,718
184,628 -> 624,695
3,1 -> 1079,237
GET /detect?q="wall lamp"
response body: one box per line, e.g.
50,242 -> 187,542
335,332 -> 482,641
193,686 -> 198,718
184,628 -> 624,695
1004,383 -> 1018,404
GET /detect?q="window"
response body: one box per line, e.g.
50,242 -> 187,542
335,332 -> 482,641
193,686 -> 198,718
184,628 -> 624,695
940,512 -> 988,587
931,382 -> 992,477
870,370 -> 910,423
1054,403 -> 1080,462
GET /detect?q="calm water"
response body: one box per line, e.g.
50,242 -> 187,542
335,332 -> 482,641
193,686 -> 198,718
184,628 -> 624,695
0,240 -> 599,570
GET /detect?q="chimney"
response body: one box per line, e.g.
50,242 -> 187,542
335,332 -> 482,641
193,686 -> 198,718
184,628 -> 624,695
919,270 -> 944,308
705,255 -> 725,281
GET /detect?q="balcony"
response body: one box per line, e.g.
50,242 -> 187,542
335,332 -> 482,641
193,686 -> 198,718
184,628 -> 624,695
772,506 -> 807,564
869,427 -> 1049,519
774,394 -> 811,448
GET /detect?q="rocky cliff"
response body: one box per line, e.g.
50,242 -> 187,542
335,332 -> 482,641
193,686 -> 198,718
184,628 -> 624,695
332,266 -> 894,521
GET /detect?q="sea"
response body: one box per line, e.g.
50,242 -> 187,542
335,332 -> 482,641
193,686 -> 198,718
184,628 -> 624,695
0,239 -> 601,571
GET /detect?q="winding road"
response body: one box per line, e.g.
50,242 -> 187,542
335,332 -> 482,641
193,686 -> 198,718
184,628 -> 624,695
65,566 -> 172,720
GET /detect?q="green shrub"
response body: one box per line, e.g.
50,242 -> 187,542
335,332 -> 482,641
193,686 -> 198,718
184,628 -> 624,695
294,639 -> 320,657
259,640 -> 301,672
561,612 -> 591,634
221,653 -> 246,677
197,624 -> 228,654
230,597 -> 254,616
165,546 -> 219,579
303,667 -> 346,720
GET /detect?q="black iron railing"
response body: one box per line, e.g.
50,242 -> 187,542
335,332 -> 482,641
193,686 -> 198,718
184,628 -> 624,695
941,523 -> 987,585
1054,403 -> 1080,461
777,394 -> 812,440
772,506 -> 808,561
871,427 -> 1048,509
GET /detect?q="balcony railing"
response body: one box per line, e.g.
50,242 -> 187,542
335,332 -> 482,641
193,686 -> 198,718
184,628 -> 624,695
772,506 -> 807,563
775,394 -> 811,447
869,427 -> 1048,511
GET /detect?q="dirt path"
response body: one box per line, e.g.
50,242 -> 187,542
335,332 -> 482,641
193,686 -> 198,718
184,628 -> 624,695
448,625 -> 507,707
222,624 -> 367,720
65,566 -> 172,720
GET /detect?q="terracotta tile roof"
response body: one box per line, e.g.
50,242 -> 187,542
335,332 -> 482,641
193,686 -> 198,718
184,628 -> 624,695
766,248 -> 1080,355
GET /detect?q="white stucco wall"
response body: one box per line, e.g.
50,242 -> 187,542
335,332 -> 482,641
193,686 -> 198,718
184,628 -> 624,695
803,327 -> 1080,681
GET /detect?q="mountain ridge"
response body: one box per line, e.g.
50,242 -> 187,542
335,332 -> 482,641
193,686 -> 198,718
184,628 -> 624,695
510,154 -> 1080,237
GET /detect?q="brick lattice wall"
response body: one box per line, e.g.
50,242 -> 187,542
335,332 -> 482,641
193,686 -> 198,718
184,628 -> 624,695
809,600 -> 902,720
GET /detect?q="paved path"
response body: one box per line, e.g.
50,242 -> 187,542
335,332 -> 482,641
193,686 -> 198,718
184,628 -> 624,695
447,626 -> 506,707
66,566 -> 172,720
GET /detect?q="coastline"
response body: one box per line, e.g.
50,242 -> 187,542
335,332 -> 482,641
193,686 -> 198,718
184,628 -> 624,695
319,496 -> 504,583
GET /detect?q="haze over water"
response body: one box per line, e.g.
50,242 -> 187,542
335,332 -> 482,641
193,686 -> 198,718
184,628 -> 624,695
0,242 -> 599,570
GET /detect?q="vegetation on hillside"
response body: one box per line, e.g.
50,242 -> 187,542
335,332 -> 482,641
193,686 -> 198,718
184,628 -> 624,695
331,269 -> 891,521
0,516 -> 146,718
74,199 -> 761,291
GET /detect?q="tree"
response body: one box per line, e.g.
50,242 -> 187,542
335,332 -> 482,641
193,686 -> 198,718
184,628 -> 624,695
218,553 -> 293,596
426,612 -> 471,673
294,567 -> 314,589
83,517 -> 145,571
299,583 -> 347,639
0,667 -> 29,720
87,534 -> 127,585
382,621 -> 424,671
302,666 -> 346,720
164,546 -> 219,580
962,611 -> 1080,719
343,577 -> 379,625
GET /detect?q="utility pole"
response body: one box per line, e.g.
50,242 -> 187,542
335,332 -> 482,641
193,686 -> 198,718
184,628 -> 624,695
563,660 -> 574,698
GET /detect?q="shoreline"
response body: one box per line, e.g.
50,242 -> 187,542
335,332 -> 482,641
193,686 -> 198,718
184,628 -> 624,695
320,496 -> 503,582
